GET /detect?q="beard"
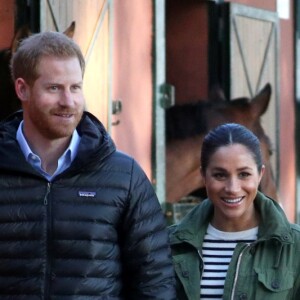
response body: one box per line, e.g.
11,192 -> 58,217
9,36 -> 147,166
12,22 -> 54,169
27,104 -> 84,140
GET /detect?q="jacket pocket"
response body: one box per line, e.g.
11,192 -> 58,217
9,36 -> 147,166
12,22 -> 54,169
173,256 -> 201,300
255,267 -> 294,292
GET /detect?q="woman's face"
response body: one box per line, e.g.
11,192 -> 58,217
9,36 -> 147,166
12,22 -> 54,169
202,143 -> 265,231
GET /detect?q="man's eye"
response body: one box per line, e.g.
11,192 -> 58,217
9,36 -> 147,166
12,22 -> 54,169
71,85 -> 82,92
49,86 -> 58,91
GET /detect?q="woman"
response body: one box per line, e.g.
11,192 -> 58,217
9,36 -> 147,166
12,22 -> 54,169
169,123 -> 300,299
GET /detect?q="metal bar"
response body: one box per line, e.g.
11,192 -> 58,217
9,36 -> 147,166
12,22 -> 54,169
232,16 -> 253,97
256,24 -> 274,93
46,0 -> 59,31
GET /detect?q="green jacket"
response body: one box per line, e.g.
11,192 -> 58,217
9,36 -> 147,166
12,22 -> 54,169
169,192 -> 300,299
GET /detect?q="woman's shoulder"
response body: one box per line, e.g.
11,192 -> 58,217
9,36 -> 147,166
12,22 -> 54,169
290,223 -> 300,236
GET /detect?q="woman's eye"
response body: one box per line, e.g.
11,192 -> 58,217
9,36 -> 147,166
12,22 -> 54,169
239,172 -> 251,178
213,173 -> 226,180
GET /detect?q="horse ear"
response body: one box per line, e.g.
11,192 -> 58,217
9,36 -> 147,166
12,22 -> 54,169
63,21 -> 76,38
250,83 -> 272,118
208,84 -> 227,102
11,25 -> 31,53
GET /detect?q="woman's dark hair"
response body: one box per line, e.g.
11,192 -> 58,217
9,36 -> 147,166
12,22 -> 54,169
201,123 -> 263,173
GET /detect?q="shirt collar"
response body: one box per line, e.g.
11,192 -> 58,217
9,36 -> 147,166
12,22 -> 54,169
16,120 -> 80,177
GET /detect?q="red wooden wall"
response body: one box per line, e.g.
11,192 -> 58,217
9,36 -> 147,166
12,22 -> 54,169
0,0 -> 14,49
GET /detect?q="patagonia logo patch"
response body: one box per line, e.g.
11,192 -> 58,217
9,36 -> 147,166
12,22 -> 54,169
78,191 -> 96,198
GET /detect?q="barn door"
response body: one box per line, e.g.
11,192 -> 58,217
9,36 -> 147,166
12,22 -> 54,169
40,0 -> 113,130
221,3 -> 280,185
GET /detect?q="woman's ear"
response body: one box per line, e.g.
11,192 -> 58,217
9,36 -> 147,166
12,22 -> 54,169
15,78 -> 29,103
259,164 -> 266,182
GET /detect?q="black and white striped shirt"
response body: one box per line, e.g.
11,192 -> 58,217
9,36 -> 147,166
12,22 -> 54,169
200,224 -> 258,299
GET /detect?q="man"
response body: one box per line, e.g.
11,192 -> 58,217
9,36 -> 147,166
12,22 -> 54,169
0,31 -> 175,299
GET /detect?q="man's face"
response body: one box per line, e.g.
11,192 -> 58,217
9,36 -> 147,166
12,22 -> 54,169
21,55 -> 85,140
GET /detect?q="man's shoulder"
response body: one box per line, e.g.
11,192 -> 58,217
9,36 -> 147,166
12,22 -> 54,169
104,150 -> 136,171
107,150 -> 149,180
108,150 -> 134,162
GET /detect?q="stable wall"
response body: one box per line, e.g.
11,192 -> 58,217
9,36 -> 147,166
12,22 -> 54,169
111,1 -> 153,179
0,0 -> 14,49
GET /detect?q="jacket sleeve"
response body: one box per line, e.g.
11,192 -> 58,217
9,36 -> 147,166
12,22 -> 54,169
120,159 -> 176,300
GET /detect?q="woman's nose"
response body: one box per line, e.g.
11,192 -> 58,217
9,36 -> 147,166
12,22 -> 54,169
224,177 -> 241,192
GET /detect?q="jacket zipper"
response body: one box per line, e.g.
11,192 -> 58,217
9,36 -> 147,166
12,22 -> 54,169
43,182 -> 52,299
44,182 -> 51,205
230,244 -> 250,300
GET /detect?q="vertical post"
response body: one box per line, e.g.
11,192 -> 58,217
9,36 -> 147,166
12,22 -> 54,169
295,0 -> 300,223
152,0 -> 166,209
107,0 -> 113,133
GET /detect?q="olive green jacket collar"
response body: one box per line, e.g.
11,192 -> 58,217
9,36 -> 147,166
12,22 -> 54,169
169,191 -> 293,249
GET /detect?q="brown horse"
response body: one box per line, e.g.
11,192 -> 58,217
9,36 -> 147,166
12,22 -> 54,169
166,83 -> 278,205
0,22 -> 76,121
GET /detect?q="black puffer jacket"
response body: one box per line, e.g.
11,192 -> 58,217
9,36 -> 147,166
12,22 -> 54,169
0,112 -> 175,299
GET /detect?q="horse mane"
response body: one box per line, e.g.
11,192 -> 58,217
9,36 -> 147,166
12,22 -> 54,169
166,97 -> 252,141
166,101 -> 209,141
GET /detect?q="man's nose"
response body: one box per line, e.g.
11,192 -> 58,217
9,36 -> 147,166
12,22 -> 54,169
59,90 -> 74,106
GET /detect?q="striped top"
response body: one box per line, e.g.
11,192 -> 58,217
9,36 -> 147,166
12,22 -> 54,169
200,224 -> 258,299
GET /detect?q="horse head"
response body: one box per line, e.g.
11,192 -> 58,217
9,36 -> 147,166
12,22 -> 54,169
166,83 -> 278,203
0,21 -> 76,121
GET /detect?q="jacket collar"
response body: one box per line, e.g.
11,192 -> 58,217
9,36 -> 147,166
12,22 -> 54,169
169,192 -> 292,249
73,111 -> 116,169
0,111 -> 116,174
